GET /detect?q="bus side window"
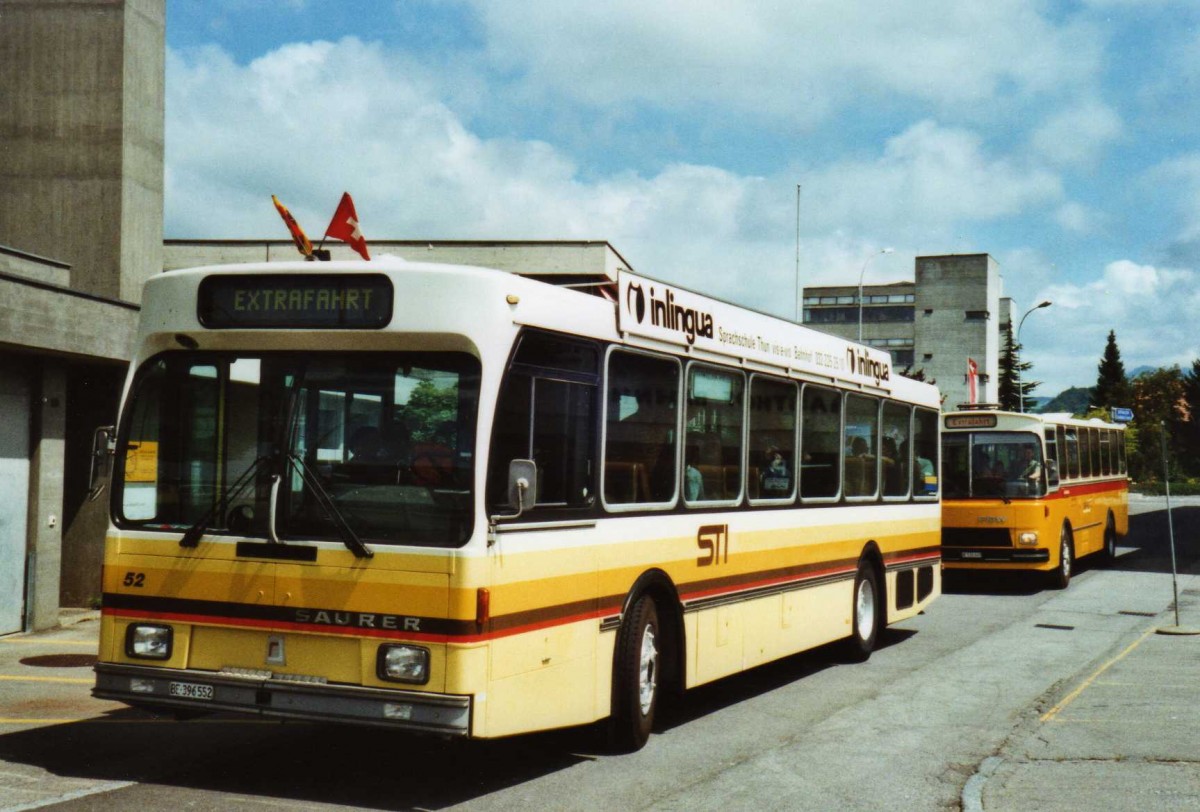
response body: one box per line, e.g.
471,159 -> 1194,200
844,394 -> 880,499
604,351 -> 679,506
748,375 -> 797,503
800,385 -> 842,500
912,407 -> 938,498
881,401 -> 910,499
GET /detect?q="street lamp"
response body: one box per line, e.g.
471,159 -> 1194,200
857,247 -> 895,342
1016,300 -> 1052,413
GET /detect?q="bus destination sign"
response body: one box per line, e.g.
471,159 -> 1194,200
198,274 -> 393,329
945,414 -> 998,429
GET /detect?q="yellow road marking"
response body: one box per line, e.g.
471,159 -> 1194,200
0,674 -> 93,684
1041,626 -> 1155,722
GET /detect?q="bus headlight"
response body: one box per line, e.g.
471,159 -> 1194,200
377,644 -> 430,684
125,624 -> 172,660
1018,532 -> 1039,546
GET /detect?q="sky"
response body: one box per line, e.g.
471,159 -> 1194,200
164,0 -> 1200,397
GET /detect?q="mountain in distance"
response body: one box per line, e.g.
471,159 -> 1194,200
1128,365 -> 1156,379
1036,386 -> 1092,414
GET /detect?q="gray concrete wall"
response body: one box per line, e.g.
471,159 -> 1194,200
0,277 -> 138,362
0,246 -> 71,287
0,0 -> 164,304
27,363 -> 66,631
119,0 -> 165,303
914,254 -> 1002,409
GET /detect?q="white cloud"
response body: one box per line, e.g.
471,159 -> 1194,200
466,1 -> 1102,124
1030,100 -> 1123,167
166,40 -> 1069,318
1027,259 -> 1200,394
1149,154 -> 1200,242
1054,202 -> 1100,234
795,121 -> 1063,239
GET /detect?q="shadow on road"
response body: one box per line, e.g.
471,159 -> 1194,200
0,629 -> 915,809
1115,506 -> 1200,576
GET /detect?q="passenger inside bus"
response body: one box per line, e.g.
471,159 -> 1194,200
759,443 -> 791,495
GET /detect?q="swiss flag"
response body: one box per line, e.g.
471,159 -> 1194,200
324,192 -> 370,260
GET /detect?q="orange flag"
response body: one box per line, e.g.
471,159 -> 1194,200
271,195 -> 313,258
324,192 -> 370,260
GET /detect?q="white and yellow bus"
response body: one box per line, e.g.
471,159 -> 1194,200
93,258 -> 941,750
940,409 -> 1129,588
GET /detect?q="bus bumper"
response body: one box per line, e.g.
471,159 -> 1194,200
94,662 -> 471,736
941,548 -> 1049,564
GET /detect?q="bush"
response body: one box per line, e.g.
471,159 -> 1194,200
1130,478 -> 1200,496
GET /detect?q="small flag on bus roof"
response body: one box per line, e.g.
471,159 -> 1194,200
324,192 -> 370,260
271,194 -> 313,258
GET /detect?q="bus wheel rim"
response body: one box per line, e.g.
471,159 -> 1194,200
856,578 -> 876,641
638,625 -> 658,716
1061,534 -> 1072,578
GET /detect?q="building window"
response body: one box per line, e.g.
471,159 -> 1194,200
964,310 -> 989,321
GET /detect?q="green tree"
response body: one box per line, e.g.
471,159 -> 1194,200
1182,359 -> 1200,476
404,379 -> 458,444
1127,366 -> 1186,483
1093,330 -> 1132,412
997,322 -> 1038,412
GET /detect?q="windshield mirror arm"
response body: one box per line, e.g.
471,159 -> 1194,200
285,453 -> 373,559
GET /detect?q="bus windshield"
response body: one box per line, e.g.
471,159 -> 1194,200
115,351 -> 480,547
942,431 -> 1046,499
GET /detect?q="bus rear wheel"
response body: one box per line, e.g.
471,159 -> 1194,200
609,595 -> 660,752
1051,525 -> 1073,590
1101,514 -> 1117,566
842,561 -> 880,662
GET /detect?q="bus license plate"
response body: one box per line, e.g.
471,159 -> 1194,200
169,681 -> 214,701
960,551 -> 982,559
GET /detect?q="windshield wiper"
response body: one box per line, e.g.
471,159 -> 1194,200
180,455 -> 271,548
284,453 -> 374,559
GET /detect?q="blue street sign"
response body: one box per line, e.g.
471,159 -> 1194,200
1111,407 -> 1134,423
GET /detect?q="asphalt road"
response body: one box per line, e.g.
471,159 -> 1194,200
1,494 -> 1197,811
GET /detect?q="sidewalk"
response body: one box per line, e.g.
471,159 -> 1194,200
971,579 -> 1200,810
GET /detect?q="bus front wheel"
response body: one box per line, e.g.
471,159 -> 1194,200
609,595 -> 660,752
1051,525 -> 1074,590
842,560 -> 880,662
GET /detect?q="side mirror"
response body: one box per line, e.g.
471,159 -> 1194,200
87,425 -> 116,502
487,460 -> 538,537
507,459 -> 538,516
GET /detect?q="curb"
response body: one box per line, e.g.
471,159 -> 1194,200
961,755 -> 1003,811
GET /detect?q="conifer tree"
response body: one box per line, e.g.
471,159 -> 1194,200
997,323 -> 1037,411
1093,330 -> 1131,411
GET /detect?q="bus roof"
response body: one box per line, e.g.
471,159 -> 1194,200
144,258 -> 941,407
943,408 -> 1126,432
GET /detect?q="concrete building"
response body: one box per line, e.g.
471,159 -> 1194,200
803,254 -> 1012,409
0,0 -> 164,632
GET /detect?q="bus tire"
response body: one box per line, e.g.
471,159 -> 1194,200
842,560 -> 880,662
1101,514 -> 1117,566
609,595 -> 660,752
1051,524 -> 1074,590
